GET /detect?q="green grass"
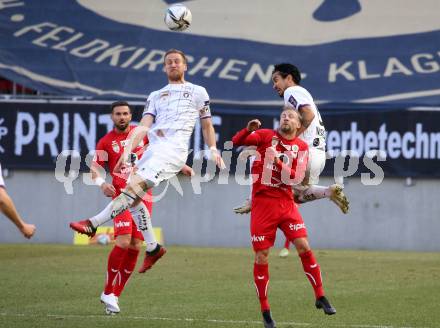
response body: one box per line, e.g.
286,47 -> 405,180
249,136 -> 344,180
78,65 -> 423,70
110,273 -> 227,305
0,245 -> 439,328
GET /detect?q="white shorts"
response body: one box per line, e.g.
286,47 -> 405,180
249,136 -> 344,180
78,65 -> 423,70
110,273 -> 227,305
304,147 -> 326,185
0,163 -> 5,187
135,143 -> 188,187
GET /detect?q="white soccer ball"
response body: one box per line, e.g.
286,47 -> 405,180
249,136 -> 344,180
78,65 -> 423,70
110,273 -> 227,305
97,234 -> 110,245
164,4 -> 192,31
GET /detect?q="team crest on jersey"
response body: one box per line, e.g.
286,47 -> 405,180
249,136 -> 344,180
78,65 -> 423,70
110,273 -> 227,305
280,141 -> 298,152
183,91 -> 190,98
111,140 -> 120,153
288,95 -> 298,108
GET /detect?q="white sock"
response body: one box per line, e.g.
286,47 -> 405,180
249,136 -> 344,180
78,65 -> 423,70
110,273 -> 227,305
129,202 -> 157,252
89,202 -> 114,227
297,185 -> 331,203
89,193 -> 134,228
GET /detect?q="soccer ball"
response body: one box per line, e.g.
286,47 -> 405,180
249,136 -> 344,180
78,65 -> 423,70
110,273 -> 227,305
97,234 -> 110,245
164,4 -> 192,31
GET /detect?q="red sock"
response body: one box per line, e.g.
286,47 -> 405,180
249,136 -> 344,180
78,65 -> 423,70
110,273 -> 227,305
284,239 -> 290,249
113,248 -> 140,297
253,263 -> 270,311
299,250 -> 324,299
104,245 -> 127,295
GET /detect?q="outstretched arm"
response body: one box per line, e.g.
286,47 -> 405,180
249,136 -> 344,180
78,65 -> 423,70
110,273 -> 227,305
0,187 -> 35,239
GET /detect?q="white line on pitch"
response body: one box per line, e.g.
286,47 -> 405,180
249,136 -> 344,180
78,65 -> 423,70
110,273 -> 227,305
0,312 -> 432,328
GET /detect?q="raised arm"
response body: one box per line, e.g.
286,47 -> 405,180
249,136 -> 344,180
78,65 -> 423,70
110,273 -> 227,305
232,119 -> 262,146
0,187 -> 36,239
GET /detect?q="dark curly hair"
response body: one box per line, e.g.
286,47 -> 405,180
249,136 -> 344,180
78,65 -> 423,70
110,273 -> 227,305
272,63 -> 301,84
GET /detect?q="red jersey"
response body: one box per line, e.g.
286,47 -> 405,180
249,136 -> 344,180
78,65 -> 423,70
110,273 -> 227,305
94,125 -> 148,194
232,128 -> 308,200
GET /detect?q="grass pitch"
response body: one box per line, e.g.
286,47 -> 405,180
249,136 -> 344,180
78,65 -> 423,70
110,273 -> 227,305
0,245 -> 439,328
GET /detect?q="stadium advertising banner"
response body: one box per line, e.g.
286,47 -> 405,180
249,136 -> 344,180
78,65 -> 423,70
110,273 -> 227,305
0,101 -> 439,178
0,1 -> 439,106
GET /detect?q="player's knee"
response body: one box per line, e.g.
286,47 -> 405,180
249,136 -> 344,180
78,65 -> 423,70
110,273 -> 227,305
255,249 -> 269,264
129,238 -> 143,250
127,174 -> 153,197
293,238 -> 310,255
115,235 -> 131,249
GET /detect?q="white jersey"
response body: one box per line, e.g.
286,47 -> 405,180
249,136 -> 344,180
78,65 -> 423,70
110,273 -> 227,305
284,85 -> 326,149
143,82 -> 211,149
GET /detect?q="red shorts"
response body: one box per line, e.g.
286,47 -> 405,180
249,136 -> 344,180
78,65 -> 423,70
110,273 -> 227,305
113,191 -> 153,239
250,196 -> 307,251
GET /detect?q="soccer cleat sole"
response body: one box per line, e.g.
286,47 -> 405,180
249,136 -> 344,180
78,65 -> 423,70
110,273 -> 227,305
315,297 -> 337,315
104,308 -> 118,315
233,199 -> 251,214
329,185 -> 350,214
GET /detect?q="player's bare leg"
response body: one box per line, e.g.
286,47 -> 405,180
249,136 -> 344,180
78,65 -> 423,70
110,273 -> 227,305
254,249 -> 276,328
69,172 -> 147,231
293,238 -> 336,315
294,184 -> 349,214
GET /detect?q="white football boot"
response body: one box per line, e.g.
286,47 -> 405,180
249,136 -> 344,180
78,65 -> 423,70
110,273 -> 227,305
278,248 -> 290,258
100,292 -> 120,315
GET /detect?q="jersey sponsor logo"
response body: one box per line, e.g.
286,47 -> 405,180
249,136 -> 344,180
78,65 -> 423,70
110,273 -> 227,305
288,95 -> 298,108
289,223 -> 306,231
115,221 -> 130,228
251,234 -> 265,242
111,140 -> 120,153
160,91 -> 169,100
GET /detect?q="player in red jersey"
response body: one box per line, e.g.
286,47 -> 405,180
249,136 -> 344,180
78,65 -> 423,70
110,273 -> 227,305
72,101 -> 193,314
232,107 -> 336,328
75,101 -> 156,313
87,101 -> 155,314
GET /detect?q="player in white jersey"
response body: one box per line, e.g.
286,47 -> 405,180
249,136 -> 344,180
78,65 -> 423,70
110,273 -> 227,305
272,63 -> 348,211
0,162 -> 36,239
69,50 -> 225,292
234,64 -> 349,257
